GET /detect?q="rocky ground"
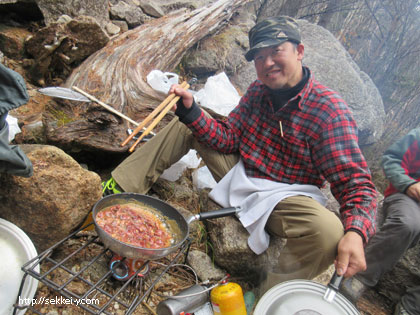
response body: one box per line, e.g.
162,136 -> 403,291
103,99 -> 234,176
14,164 -> 395,315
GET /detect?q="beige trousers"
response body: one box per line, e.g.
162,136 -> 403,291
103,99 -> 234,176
112,117 -> 344,291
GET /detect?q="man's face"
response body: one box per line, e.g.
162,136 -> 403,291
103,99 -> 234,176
253,41 -> 304,90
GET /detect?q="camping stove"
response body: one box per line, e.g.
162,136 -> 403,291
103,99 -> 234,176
109,254 -> 149,281
13,222 -> 191,315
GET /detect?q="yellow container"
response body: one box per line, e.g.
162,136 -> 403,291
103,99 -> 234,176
211,282 -> 247,315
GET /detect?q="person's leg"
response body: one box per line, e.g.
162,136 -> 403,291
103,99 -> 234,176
112,116 -> 239,193
260,195 -> 344,292
356,193 -> 420,287
112,117 -> 193,193
400,285 -> 420,315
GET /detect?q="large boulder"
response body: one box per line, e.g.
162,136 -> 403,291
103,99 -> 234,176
202,197 -> 286,285
298,19 -> 385,146
0,144 -> 102,252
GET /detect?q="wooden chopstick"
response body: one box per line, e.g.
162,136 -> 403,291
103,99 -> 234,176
128,82 -> 190,153
120,81 -> 188,147
72,86 -> 140,126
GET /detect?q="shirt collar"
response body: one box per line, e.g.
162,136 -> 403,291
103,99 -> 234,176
296,66 -> 312,110
258,66 -> 312,111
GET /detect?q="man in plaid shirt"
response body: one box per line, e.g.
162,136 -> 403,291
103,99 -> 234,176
109,16 -> 377,292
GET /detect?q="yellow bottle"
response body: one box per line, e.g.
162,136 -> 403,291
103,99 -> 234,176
210,281 -> 247,315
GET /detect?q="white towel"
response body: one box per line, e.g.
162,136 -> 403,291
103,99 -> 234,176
209,160 -> 327,254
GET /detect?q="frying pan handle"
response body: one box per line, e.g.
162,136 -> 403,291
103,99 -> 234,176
187,207 -> 241,224
328,270 -> 344,291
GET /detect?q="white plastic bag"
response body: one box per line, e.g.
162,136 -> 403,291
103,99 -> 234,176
192,166 -> 217,190
6,115 -> 21,142
160,149 -> 202,182
147,70 -> 179,94
194,72 -> 240,116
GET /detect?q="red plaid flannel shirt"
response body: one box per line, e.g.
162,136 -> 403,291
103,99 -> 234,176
180,70 -> 377,242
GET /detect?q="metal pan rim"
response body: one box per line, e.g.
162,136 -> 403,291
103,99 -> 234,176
254,279 -> 359,315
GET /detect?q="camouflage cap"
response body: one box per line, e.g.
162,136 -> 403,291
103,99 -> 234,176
245,16 -> 301,62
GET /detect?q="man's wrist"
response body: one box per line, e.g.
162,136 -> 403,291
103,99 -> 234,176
345,228 -> 366,244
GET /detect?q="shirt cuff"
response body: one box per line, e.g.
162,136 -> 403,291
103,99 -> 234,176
345,228 -> 366,244
175,99 -> 202,124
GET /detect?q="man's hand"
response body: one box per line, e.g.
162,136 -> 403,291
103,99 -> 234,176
406,182 -> 420,202
334,231 -> 366,277
169,84 -> 194,110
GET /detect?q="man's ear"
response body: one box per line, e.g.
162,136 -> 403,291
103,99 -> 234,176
297,43 -> 304,61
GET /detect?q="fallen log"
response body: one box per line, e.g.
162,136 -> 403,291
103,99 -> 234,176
45,0 -> 251,154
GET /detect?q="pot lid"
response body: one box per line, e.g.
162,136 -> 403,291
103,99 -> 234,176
254,280 -> 359,315
0,218 -> 39,315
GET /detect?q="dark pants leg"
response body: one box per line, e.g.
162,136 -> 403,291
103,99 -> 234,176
356,193 -> 420,314
402,285 -> 420,315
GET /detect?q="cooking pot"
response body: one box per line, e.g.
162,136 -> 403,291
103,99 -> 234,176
254,272 -> 359,315
92,193 -> 240,260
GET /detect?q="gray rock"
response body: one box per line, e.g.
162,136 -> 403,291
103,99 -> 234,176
111,20 -> 129,33
202,198 -> 286,285
35,0 -> 109,26
110,1 -> 150,28
105,22 -> 121,36
0,144 -> 102,252
148,0 -> 217,14
187,249 -> 225,281
110,1 -> 132,20
298,19 -> 385,146
35,0 -> 110,28
139,0 -> 165,18
183,7 -> 254,78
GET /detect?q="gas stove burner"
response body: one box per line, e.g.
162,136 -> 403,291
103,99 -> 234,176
110,254 -> 149,281
16,226 -> 192,315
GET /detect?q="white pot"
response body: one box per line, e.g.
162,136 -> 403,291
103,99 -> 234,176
254,280 -> 359,315
0,218 -> 39,315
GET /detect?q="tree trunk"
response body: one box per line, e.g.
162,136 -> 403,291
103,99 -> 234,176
45,0 -> 251,154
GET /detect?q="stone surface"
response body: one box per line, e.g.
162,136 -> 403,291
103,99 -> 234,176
0,144 -> 102,252
25,15 -> 109,85
0,24 -> 32,59
187,249 -> 226,281
35,0 -> 110,28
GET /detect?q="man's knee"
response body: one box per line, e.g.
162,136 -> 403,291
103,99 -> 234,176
398,215 -> 420,241
384,194 -> 420,240
311,213 -> 343,253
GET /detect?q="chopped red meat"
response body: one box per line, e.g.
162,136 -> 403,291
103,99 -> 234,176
96,203 -> 173,249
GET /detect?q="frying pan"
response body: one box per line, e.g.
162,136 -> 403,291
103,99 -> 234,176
92,193 -> 240,260
254,272 -> 360,314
